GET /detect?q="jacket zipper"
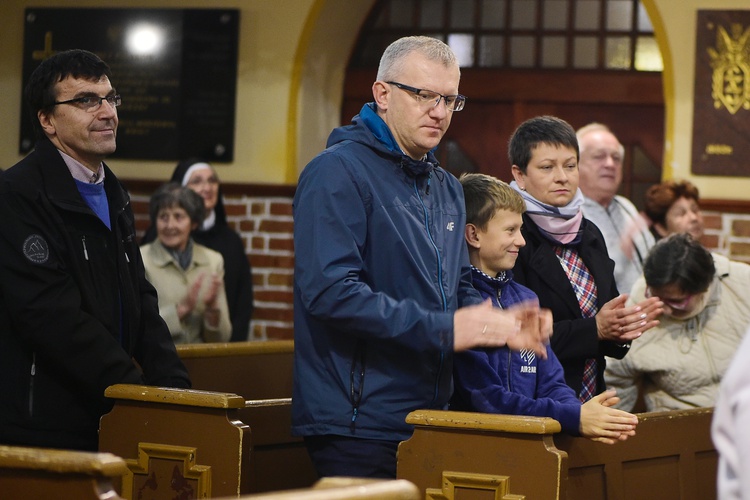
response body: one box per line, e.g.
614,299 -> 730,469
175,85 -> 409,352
349,341 -> 366,431
507,350 -> 513,392
82,236 -> 89,260
413,178 -> 448,406
29,353 -> 36,417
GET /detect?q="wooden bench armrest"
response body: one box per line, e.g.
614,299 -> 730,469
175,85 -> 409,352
233,478 -> 419,499
176,340 -> 294,358
635,406 -> 714,421
0,445 -> 128,477
104,384 -> 246,409
405,409 -> 562,434
244,397 -> 292,407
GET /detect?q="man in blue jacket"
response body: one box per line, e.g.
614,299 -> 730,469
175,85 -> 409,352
0,49 -> 190,451
292,36 -> 551,478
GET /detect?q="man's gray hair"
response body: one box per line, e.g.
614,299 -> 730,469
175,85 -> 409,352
576,122 -> 625,159
376,36 -> 458,82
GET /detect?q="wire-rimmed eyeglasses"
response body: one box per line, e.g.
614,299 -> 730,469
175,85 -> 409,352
387,81 -> 466,112
52,94 -> 122,112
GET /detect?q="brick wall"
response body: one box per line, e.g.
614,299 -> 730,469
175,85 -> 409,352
702,209 -> 750,263
131,187 -> 295,341
129,185 -> 750,342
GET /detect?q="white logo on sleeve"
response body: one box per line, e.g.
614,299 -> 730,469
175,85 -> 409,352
446,222 -> 455,231
23,234 -> 50,264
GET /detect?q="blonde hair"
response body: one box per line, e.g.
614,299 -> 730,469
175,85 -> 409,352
460,173 -> 525,230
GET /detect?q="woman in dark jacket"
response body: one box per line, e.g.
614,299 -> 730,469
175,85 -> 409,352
507,116 -> 663,400
143,159 -> 254,341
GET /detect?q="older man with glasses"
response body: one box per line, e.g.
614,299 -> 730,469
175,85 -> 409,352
292,35 -> 551,478
0,49 -> 190,451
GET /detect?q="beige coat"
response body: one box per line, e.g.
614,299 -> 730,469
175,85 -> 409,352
141,241 -> 232,344
605,253 -> 750,412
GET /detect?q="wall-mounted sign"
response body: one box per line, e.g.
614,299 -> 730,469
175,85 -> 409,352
21,8 -> 239,162
692,10 -> 750,176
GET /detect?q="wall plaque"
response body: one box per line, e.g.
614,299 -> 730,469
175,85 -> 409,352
20,8 -> 239,162
692,10 -> 750,176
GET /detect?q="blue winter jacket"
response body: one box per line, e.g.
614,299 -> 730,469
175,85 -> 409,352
292,103 -> 482,441
451,267 -> 582,435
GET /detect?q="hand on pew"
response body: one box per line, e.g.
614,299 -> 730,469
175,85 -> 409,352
579,389 -> 638,444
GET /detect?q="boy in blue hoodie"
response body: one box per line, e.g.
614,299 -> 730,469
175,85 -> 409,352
453,173 -> 638,443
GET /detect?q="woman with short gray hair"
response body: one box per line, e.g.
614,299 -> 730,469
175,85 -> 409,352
140,183 -> 231,344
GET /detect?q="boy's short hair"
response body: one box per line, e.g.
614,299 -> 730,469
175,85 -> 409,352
508,115 -> 579,174
460,173 -> 526,230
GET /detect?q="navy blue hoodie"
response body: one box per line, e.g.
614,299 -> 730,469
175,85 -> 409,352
451,267 -> 582,435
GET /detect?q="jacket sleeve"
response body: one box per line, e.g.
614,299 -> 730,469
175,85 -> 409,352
130,246 -> 191,388
453,346 -> 582,435
201,256 -> 232,343
293,154 -> 454,353
602,355 -> 640,412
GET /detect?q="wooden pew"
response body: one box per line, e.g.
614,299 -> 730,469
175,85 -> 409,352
175,340 -> 316,492
100,384 -> 317,498
555,408 -> 716,500
397,410 -> 566,498
176,340 -> 295,399
100,384 -> 250,498
397,407 -> 717,500
0,444 -> 128,500
220,477 -> 420,499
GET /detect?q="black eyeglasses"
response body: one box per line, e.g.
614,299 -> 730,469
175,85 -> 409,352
387,81 -> 466,112
52,94 -> 122,112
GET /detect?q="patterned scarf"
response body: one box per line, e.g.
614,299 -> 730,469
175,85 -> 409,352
510,180 -> 584,245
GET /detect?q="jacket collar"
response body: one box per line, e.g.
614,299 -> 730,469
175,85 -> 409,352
147,239 -> 210,270
358,102 -> 439,178
34,137 -> 128,214
522,214 -> 609,315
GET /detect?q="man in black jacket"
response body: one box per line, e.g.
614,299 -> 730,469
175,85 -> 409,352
0,49 -> 190,451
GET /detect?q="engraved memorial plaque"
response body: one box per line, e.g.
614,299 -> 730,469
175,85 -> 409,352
21,8 -> 239,162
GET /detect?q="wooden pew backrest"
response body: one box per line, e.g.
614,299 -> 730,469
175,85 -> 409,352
0,445 -> 128,500
100,384 -> 249,499
175,340 -> 317,492
397,407 -> 717,500
100,384 -> 317,497
398,410 -> 566,499
555,407 -> 716,500
177,340 -> 294,399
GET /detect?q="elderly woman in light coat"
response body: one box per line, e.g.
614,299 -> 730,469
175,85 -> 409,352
605,233 -> 750,412
141,183 -> 231,344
